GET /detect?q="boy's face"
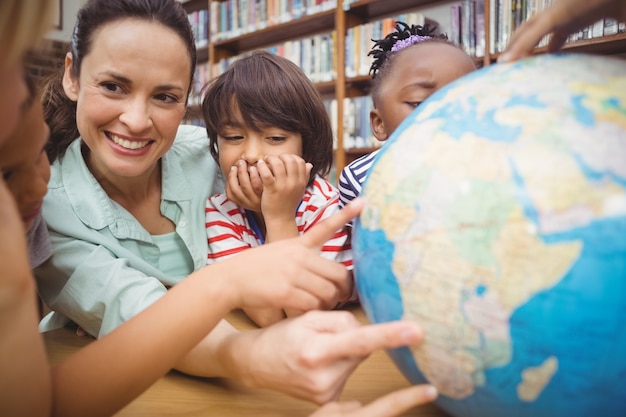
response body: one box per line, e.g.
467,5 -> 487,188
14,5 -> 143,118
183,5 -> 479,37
216,104 -> 303,180
0,98 -> 51,231
370,42 -> 476,141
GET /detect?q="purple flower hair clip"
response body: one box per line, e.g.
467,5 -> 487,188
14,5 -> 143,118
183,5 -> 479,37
391,34 -> 432,53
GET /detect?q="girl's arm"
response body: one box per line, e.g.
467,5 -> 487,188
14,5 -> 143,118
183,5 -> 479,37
0,180 -> 51,417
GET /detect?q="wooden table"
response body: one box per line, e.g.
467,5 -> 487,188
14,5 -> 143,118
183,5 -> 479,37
44,307 -> 450,417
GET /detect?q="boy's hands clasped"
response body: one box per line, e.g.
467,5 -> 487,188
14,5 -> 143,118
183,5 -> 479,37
226,154 -> 313,220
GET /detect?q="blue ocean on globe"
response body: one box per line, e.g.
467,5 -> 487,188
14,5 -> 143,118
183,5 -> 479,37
353,54 -> 626,417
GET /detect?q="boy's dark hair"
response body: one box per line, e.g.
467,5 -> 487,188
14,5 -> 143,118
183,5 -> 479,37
42,0 -> 197,163
201,50 -> 334,186
368,21 -> 451,104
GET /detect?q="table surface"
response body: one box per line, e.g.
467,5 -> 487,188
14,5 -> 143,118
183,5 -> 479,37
44,307 -> 451,417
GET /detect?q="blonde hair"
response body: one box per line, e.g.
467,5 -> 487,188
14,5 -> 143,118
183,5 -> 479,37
0,0 -> 54,65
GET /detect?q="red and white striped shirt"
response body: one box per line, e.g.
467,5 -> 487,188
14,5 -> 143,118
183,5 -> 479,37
205,175 -> 353,269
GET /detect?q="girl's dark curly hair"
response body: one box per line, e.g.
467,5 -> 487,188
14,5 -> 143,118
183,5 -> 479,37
369,21 -> 448,78
368,21 -> 452,104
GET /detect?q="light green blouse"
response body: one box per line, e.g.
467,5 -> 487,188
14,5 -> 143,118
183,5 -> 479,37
35,125 -> 222,337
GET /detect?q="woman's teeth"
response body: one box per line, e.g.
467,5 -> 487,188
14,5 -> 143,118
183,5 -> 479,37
110,134 -> 149,150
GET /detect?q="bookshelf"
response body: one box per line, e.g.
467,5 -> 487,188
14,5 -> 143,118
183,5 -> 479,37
185,0 -> 626,178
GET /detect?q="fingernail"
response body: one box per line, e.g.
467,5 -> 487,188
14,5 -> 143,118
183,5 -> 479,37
399,325 -> 421,342
257,159 -> 265,164
497,52 -> 512,63
425,385 -> 438,400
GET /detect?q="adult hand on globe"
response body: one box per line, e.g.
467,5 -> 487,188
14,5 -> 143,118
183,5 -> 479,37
498,0 -> 626,62
310,385 -> 438,417
228,310 -> 433,404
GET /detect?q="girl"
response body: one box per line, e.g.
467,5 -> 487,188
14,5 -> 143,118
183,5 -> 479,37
338,22 -> 476,208
203,51 -> 354,327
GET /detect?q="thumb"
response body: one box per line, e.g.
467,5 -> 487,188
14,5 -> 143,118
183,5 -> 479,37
300,198 -> 364,250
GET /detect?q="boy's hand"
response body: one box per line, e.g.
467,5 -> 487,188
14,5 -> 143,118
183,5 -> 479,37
258,154 -> 312,241
225,154 -> 311,220
225,160 -> 263,211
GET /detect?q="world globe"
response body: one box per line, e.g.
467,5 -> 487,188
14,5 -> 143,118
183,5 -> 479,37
353,53 -> 626,417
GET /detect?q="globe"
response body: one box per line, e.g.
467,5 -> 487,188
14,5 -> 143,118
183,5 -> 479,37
353,53 -> 626,417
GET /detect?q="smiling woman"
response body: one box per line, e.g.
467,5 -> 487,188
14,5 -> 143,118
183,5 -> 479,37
36,0 -> 221,348
61,18 -> 191,191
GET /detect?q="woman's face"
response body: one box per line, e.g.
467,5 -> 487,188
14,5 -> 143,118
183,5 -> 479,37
63,18 -> 192,182
0,98 -> 51,231
0,61 -> 29,145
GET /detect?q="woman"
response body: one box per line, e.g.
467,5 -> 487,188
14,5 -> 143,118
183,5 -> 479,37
34,0 -> 436,413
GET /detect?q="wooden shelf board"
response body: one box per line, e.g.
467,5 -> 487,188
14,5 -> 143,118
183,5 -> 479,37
196,46 -> 209,64
346,0 -> 443,23
315,80 -> 336,96
560,32 -> 626,55
180,0 -> 208,13
213,10 -> 335,55
345,75 -> 372,97
491,33 -> 626,61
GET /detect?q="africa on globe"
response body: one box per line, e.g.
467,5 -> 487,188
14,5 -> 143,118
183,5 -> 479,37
353,53 -> 626,417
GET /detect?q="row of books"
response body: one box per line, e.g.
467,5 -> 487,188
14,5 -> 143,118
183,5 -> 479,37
342,96 -> 379,150
210,0 -> 337,42
490,0 -> 625,54
188,62 -> 211,107
570,18 -> 625,42
211,32 -> 336,83
345,12 -> 430,78
324,96 -> 379,151
187,9 -> 209,48
450,0 -> 485,57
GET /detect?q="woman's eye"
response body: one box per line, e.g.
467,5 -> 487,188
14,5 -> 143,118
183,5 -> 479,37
155,93 -> 179,104
407,101 -> 422,108
101,82 -> 123,93
2,170 -> 13,181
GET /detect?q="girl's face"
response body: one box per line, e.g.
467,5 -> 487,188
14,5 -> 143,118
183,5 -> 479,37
0,61 -> 29,145
0,98 -> 51,231
371,42 -> 476,141
216,105 -> 303,178
63,19 -> 191,182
